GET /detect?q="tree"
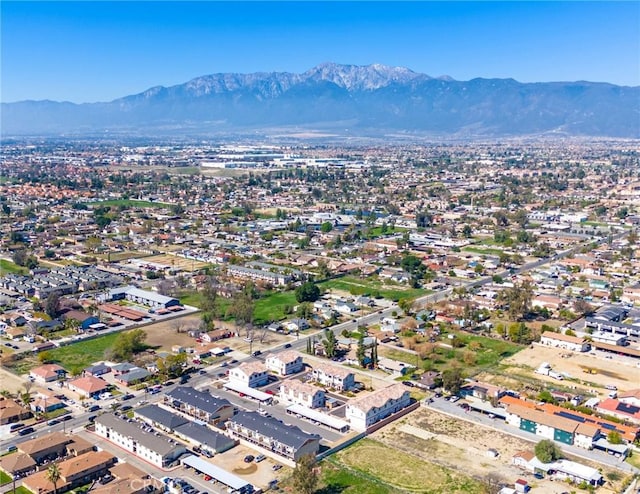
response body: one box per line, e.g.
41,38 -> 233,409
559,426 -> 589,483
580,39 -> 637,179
398,298 -> 413,315
45,291 -> 61,319
323,329 -> 337,359
534,439 -> 562,463
356,333 -> 366,368
316,260 -> 331,280
320,221 -> 333,233
498,281 -> 533,320
607,431 -> 623,444
85,236 -> 102,253
291,454 -> 319,494
109,329 -> 147,362
46,463 -> 61,494
226,292 -> 255,327
442,368 -> 463,395
296,302 -> 314,320
462,224 -> 472,238
295,282 -> 321,303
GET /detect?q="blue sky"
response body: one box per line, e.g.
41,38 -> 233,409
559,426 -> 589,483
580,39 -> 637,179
1,1 -> 638,103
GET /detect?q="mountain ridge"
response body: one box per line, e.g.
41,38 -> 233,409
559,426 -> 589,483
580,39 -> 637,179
2,63 -> 639,137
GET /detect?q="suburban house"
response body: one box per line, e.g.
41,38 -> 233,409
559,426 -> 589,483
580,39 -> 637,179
201,328 -> 233,343
95,413 -> 187,468
376,357 -> 414,377
345,383 -> 412,432
311,363 -> 356,391
0,398 -> 32,425
619,389 -> 640,407
539,331 -> 589,352
279,380 -> 326,409
67,376 -> 110,398
596,398 -> 640,425
29,364 -> 67,383
226,411 -> 320,462
164,386 -> 235,425
83,363 -> 110,377
22,451 -> 116,494
61,310 -> 99,331
265,350 -> 304,376
18,432 -> 74,463
228,361 -> 269,388
285,318 -> 309,333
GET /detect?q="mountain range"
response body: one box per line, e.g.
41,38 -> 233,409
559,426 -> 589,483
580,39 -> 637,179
2,63 -> 639,137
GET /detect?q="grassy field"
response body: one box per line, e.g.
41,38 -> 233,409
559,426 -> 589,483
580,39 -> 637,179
0,470 -> 11,485
37,332 -> 121,374
332,439 -> 487,493
462,246 -> 504,256
319,460 -> 400,494
254,291 -> 298,324
0,259 -> 28,275
320,276 -> 428,302
88,199 -> 171,209
15,486 -> 33,494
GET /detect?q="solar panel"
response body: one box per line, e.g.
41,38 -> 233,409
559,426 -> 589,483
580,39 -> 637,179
600,423 -> 616,430
617,402 -> 640,415
556,411 -> 586,423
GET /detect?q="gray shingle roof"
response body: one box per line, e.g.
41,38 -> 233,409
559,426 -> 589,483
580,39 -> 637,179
166,386 -> 233,416
229,411 -> 320,450
135,404 -> 189,430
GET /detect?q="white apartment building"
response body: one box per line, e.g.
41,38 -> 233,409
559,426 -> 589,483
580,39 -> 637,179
265,350 -> 304,376
345,383 -> 411,432
311,363 -> 355,391
280,380 -> 325,409
228,361 -> 269,388
94,413 -> 186,468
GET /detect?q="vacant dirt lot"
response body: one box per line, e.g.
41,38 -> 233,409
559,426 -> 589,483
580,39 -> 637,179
142,254 -> 209,272
141,314 -> 203,350
210,443 -> 289,490
0,365 -> 28,394
502,344 -> 640,396
372,408 -> 626,494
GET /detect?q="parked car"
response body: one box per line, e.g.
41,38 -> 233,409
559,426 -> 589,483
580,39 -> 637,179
272,464 -> 282,471
9,423 -> 24,431
47,419 -> 60,426
284,343 -> 292,348
18,426 -> 34,436
87,415 -> 97,422
252,351 -> 262,357
121,393 -> 134,400
88,405 -> 101,412
255,454 -> 266,463
243,455 -> 255,463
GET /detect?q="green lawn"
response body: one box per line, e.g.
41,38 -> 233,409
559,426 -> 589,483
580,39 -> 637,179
88,199 -> 171,209
453,333 -> 523,367
320,276 -> 428,302
319,460 -> 399,494
254,291 -> 298,324
178,290 -> 206,308
462,246 -> 504,256
44,332 -> 121,373
0,470 -> 12,486
0,259 -> 28,275
15,486 -> 33,494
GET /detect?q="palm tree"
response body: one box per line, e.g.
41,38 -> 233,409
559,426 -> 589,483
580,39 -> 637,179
46,463 -> 61,494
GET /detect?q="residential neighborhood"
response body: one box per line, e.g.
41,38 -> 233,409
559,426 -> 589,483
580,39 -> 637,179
0,139 -> 639,494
